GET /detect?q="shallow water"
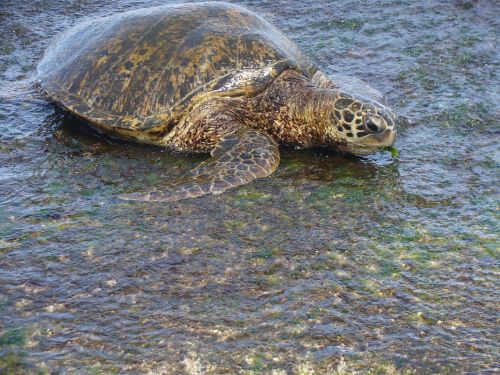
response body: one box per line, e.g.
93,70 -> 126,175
0,0 -> 498,373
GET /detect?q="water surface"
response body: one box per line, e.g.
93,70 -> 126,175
0,0 -> 498,373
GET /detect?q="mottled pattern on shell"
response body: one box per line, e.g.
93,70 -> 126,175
38,2 -> 315,131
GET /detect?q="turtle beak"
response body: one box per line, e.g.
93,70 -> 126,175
368,128 -> 396,147
345,128 -> 397,156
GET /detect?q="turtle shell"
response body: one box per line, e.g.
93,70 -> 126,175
38,2 -> 316,136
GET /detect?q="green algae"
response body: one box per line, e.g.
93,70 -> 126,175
0,327 -> 47,375
0,353 -> 28,375
381,146 -> 399,158
311,18 -> 364,31
0,328 -> 28,348
251,247 -> 283,260
0,45 -> 15,56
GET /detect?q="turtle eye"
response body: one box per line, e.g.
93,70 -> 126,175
366,119 -> 379,132
363,115 -> 386,133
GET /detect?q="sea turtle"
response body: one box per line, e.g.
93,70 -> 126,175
38,2 -> 396,202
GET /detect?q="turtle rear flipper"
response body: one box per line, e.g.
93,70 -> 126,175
119,128 -> 280,202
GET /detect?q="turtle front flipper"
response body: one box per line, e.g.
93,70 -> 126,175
119,128 -> 280,202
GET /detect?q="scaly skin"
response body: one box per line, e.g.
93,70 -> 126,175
120,127 -> 280,202
165,69 -> 396,155
119,68 -> 396,202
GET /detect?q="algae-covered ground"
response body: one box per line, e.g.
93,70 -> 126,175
0,0 -> 498,373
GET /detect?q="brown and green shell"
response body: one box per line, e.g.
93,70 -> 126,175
38,2 -> 316,136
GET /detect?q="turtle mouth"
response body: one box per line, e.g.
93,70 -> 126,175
365,128 -> 396,146
346,128 -> 397,155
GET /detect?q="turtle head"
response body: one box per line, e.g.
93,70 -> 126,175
310,71 -> 396,155
326,93 -> 397,156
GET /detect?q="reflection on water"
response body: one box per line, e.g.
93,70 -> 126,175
0,0 -> 498,373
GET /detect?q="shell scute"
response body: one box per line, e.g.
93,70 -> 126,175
38,2 -> 314,133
